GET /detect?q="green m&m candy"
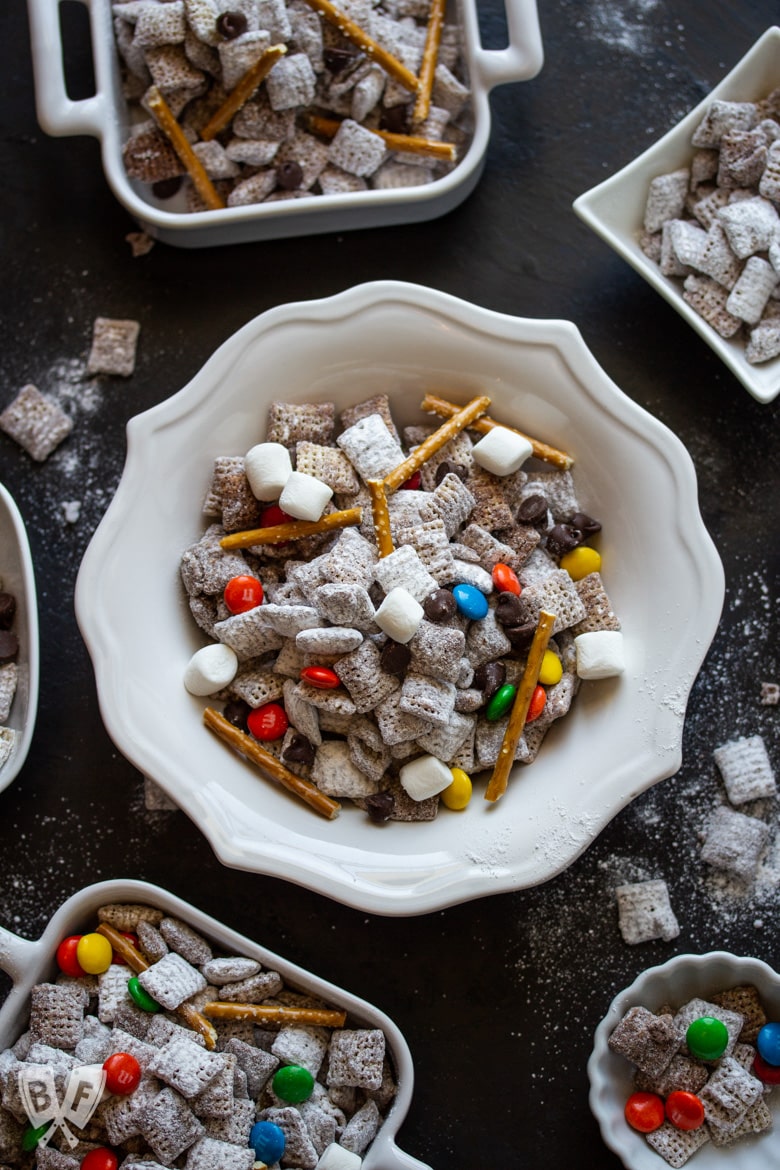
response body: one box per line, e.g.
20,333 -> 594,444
486,683 -> 517,722
686,1016 -> 729,1061
127,975 -> 161,1013
272,1064 -> 314,1103
22,1124 -> 50,1152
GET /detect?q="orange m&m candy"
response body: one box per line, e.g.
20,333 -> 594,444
491,562 -> 521,595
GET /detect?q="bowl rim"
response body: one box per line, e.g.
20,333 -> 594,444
0,481 -> 39,795
573,25 -> 780,406
588,950 -> 780,1170
75,280 -> 725,915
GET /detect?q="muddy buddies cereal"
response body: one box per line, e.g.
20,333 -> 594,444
641,88 -> 780,365
0,902 -> 400,1167
179,391 -> 624,821
610,984 -> 778,1165
112,0 -> 473,210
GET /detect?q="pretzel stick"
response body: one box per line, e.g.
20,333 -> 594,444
200,44 -> 287,141
384,394 -> 491,492
412,0 -> 446,124
220,506 -> 362,550
302,0 -> 419,91
484,610 -> 556,804
203,707 -> 341,820
307,113 -> 456,162
420,393 -> 574,470
367,479 -> 394,557
202,1002 -> 347,1027
145,86 -> 225,211
96,923 -> 218,1049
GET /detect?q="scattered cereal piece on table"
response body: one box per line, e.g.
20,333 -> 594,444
615,879 -> 680,945
0,383 -> 72,461
87,316 -> 141,377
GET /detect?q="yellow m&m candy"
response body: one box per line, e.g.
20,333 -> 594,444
76,932 -> 113,974
441,767 -> 472,810
559,546 -> 602,581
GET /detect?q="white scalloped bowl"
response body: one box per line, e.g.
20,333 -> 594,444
589,952 -> 780,1169
0,482 -> 39,794
573,26 -> 780,405
0,878 -> 430,1170
75,281 -> 724,914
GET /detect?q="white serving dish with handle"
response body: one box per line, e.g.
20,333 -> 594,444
26,0 -> 543,247
0,877 -> 430,1170
589,951 -> 780,1169
573,27 -> 780,406
74,280 -> 725,915
0,481 -> 39,795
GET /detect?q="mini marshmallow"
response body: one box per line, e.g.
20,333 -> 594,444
574,630 -> 625,680
316,1144 -> 362,1170
244,442 -> 292,501
184,643 -> 238,695
471,427 -> 533,476
399,754 -> 452,801
373,587 -> 424,644
278,470 -> 334,521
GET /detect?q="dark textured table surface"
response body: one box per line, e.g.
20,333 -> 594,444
1,1 -> 779,1166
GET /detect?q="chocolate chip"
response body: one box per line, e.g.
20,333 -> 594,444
282,733 -> 315,766
504,623 -> 537,652
571,511 -> 602,536
277,160 -> 303,190
423,589 -> 457,623
434,460 -> 468,486
473,660 -> 505,700
223,700 -> 250,733
379,105 -> 411,134
494,592 -> 525,627
0,592 -> 16,630
323,46 -> 359,73
152,176 -> 183,200
380,639 -> 411,676
517,494 -> 548,526
546,523 -> 583,558
365,791 -> 395,822
216,10 -> 248,39
0,631 -> 18,663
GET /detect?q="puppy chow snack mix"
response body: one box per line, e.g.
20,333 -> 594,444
179,391 -> 623,821
640,88 -> 780,364
610,983 -> 779,1165
0,902 -> 399,1167
112,0 -> 473,210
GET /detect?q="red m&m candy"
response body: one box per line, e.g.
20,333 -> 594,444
753,1052 -> 780,1084
491,562 -> 521,595
247,703 -> 288,741
80,1150 -> 119,1170
260,504 -> 293,527
400,471 -> 422,491
56,935 -> 86,978
624,1091 -> 664,1133
224,575 -> 264,614
300,666 -> 339,689
525,684 -> 546,724
103,1052 -> 142,1095
665,1091 -> 705,1131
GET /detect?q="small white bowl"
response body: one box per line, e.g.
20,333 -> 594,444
75,280 -> 724,914
573,26 -> 780,406
26,0 -> 543,247
0,482 -> 39,794
0,878 -> 430,1170
589,952 -> 780,1170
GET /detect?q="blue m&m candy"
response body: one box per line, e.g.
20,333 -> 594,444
250,1120 -> 285,1164
452,583 -> 488,620
757,1022 -> 780,1067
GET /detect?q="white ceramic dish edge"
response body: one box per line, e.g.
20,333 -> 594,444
573,26 -> 780,406
74,280 -> 725,915
0,877 -> 430,1170
26,0 -> 543,247
588,951 -> 780,1170
0,482 -> 39,794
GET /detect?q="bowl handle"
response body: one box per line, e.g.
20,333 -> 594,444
473,0 -> 544,90
26,0 -> 106,137
379,1142 -> 433,1170
0,923 -> 40,984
